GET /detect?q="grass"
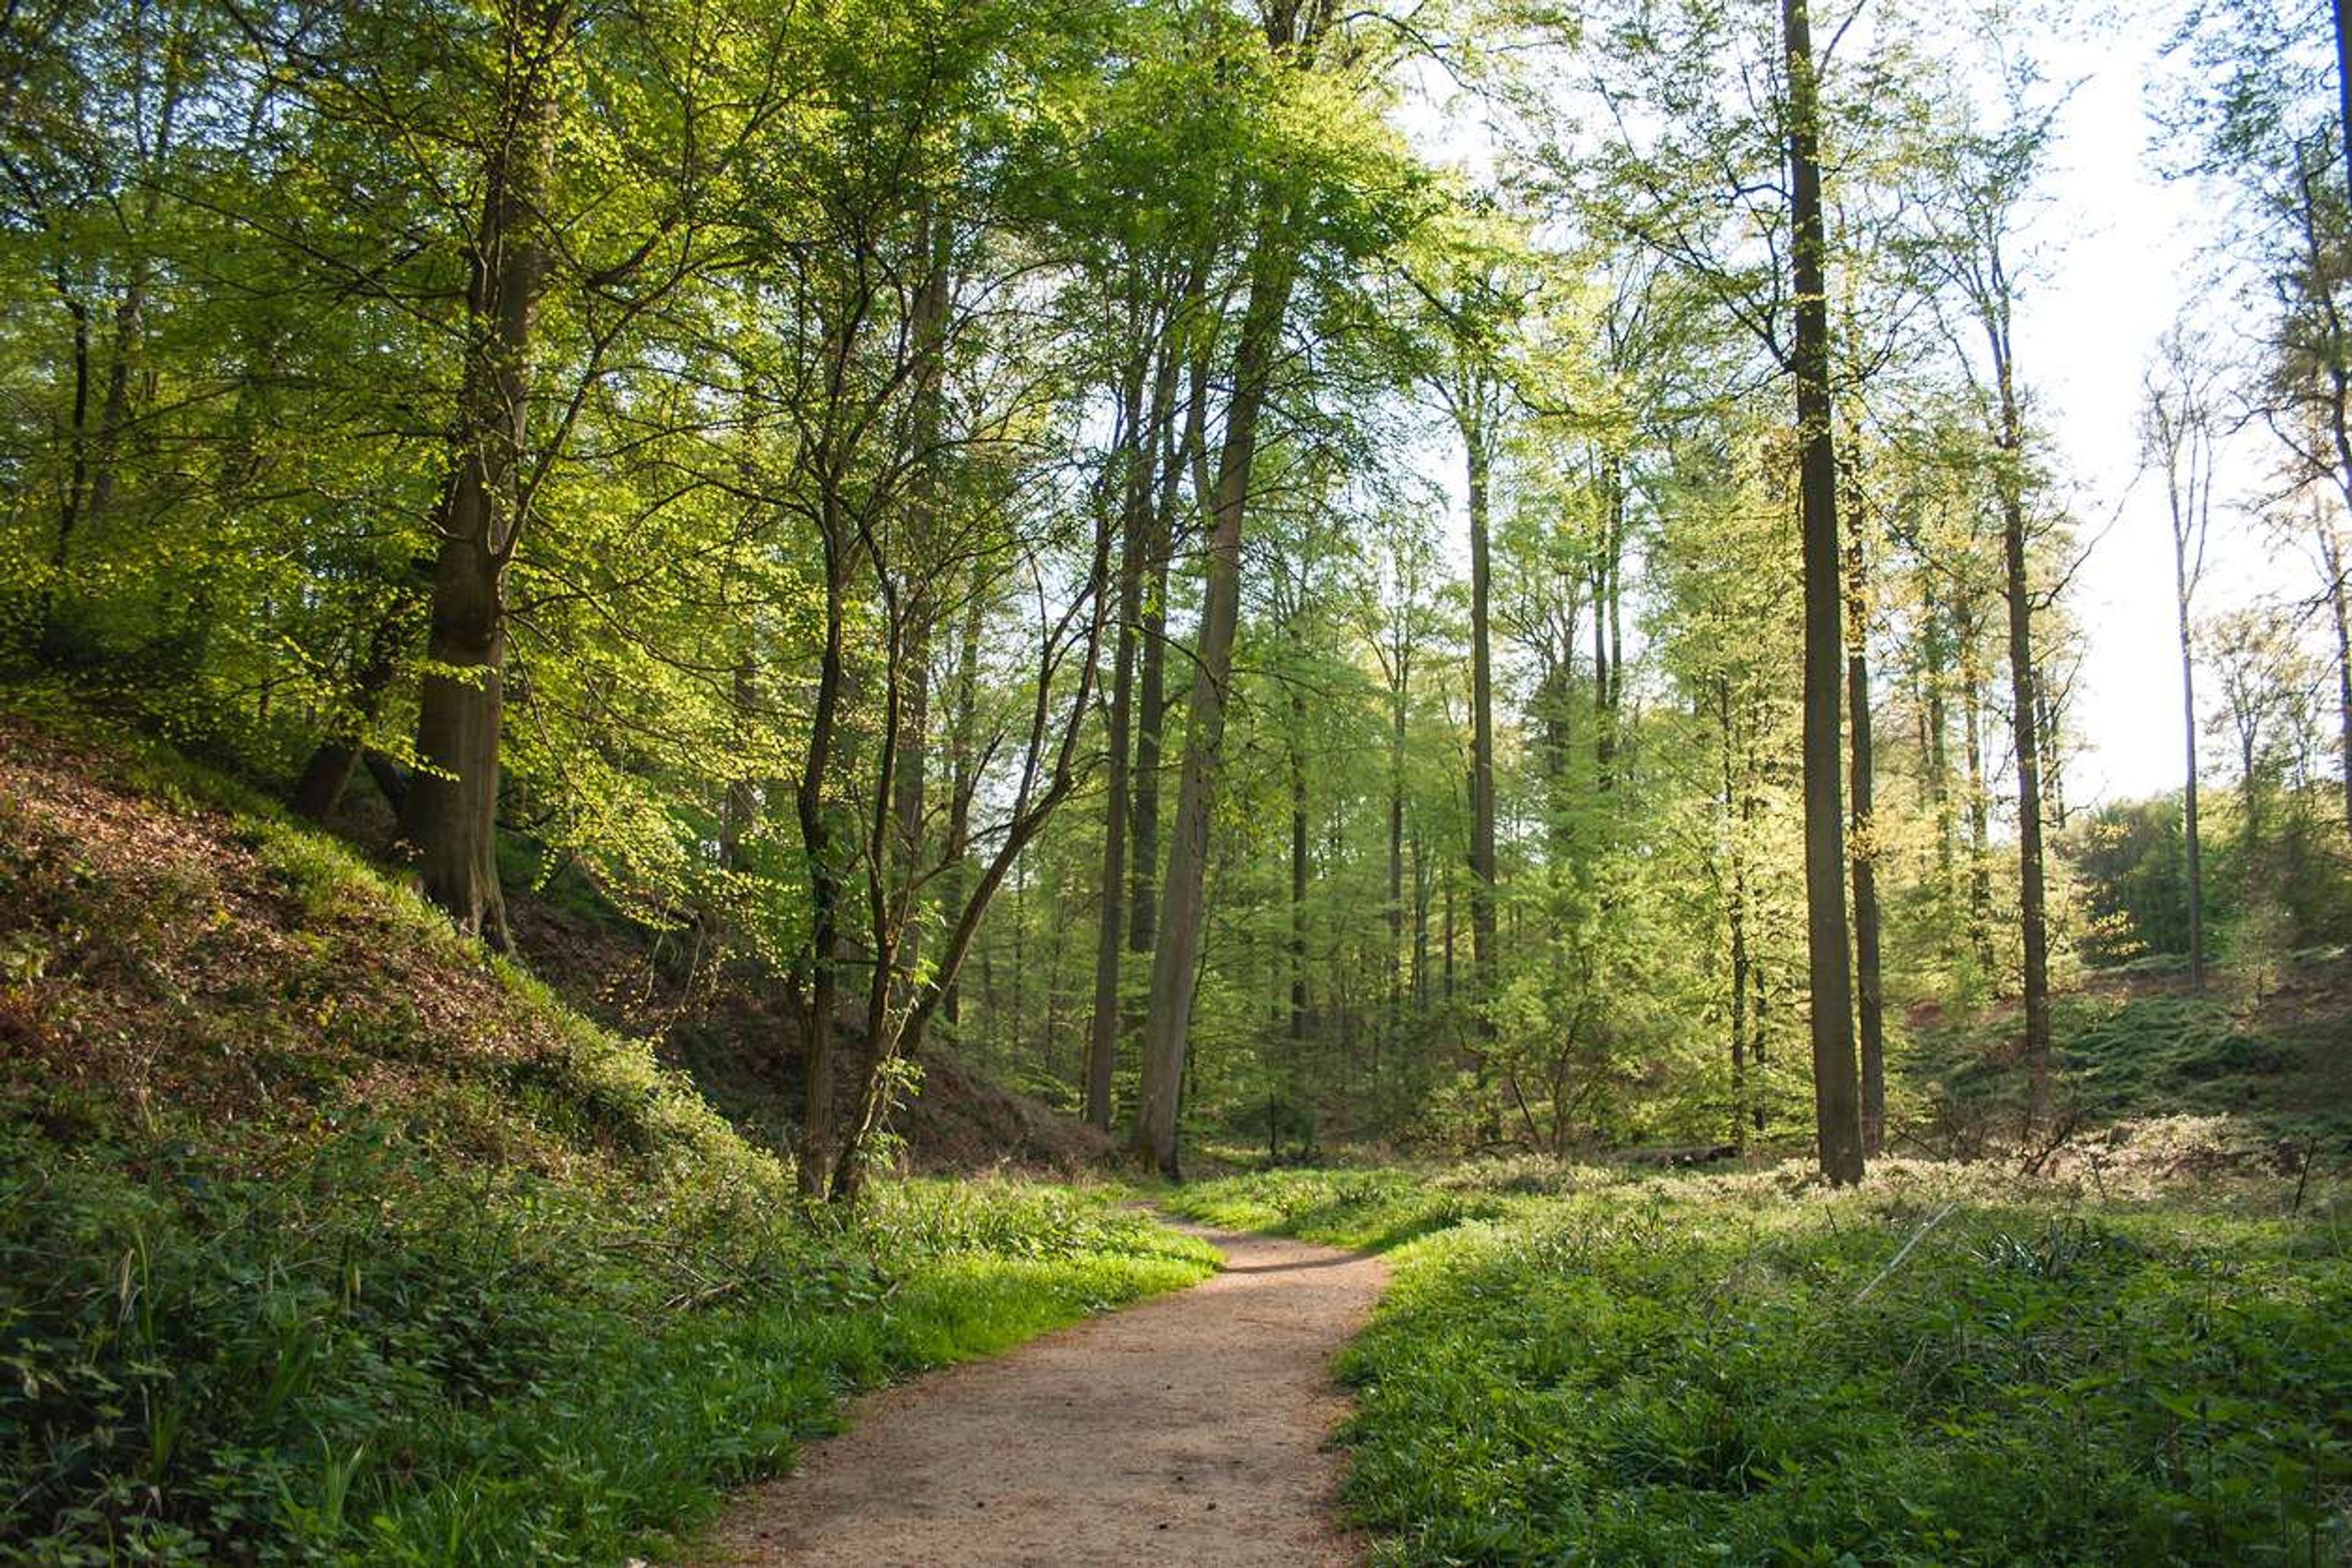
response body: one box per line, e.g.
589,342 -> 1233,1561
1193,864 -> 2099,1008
1170,1159 -> 2352,1566
0,704 -> 1216,1564
1,1135 -> 1210,1566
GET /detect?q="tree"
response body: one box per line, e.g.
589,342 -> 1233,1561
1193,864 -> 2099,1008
1131,0 -> 1417,1176
1782,0 -> 1864,1182
1920,80 -> 2061,1134
2141,324 -> 2225,986
1133,219 -> 1303,1175
399,0 -> 570,949
1400,210 -> 1533,1069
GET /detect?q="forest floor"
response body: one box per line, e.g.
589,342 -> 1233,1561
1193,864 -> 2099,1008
687,1219 -> 1389,1567
1168,1160 -> 2352,1564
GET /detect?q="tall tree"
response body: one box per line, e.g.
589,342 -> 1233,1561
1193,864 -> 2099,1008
1783,0 -> 1864,1182
2142,325 -> 2223,987
1131,0 -> 1412,1175
1133,220 -> 1302,1175
400,0 -> 570,948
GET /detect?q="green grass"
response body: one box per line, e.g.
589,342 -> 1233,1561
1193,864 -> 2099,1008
0,1136 -> 1211,1566
1170,1160 -> 2352,1566
0,704 -> 1216,1564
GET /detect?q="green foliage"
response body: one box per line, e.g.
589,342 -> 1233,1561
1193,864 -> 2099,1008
0,1123 -> 1208,1565
1171,1163 -> 2352,1566
2071,787 -> 2352,966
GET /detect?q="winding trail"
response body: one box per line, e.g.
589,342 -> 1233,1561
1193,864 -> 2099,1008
689,1220 -> 1388,1567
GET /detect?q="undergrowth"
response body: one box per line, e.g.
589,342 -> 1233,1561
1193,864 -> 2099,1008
1908,969 -> 2352,1158
0,1132 -> 1209,1565
1171,1159 -> 2352,1566
0,707 -> 1216,1563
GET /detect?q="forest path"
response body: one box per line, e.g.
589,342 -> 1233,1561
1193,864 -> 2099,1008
687,1219 -> 1389,1567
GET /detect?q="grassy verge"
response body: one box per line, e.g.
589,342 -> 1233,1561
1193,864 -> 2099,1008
0,707 -> 1215,1564
2,1139 -> 1210,1566
1169,1159 -> 2352,1566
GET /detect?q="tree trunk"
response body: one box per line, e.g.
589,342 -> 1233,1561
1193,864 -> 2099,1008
1387,636 -> 1408,1058
1996,358 -> 2054,1134
1920,583 -> 1958,895
41,289 -> 92,656
293,600 -> 413,821
1132,233 -> 1298,1177
1960,622 -> 1996,974
1594,455 -> 1624,790
2288,158 -> 2352,840
1130,348 -> 1200,962
1463,412 -> 1498,1039
83,276 -> 144,535
1843,454 -> 1885,1156
1085,337 -> 1164,1131
2334,0 -> 2352,209
796,521 -> 851,1198
1721,681 -> 1751,1152
407,533 -> 513,946
719,649 -> 760,872
1290,680 -> 1310,1057
2321,522 -> 2352,840
888,208 -> 951,1017
1782,0 -> 1863,1185
403,5 -> 565,949
1442,864 -> 1456,1002
2176,533 -> 2206,990
941,574 -> 986,1028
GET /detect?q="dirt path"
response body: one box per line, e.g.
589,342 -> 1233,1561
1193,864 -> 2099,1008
687,1220 -> 1389,1567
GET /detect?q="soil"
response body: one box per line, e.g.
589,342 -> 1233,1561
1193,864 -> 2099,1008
687,1221 -> 1390,1567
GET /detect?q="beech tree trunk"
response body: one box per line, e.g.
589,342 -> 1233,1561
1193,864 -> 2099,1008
1289,662 -> 1310,1058
796,502 -> 851,1197
1130,347 -> 1202,965
718,650 -> 760,872
1085,334 -> 1169,1130
1133,231 -> 1299,1177
1782,0 -> 1863,1185
2334,0 -> 2352,209
2321,523 -> 2352,840
941,575 -> 986,1029
41,289 -> 92,654
1842,453 -> 1885,1156
2170,488 -> 2207,990
1720,682 -> 1751,1152
1994,347 -> 2054,1134
1959,616 -> 1996,974
1463,414 -> 1498,1041
888,209 -> 951,1009
1386,633 -> 1408,1056
1919,584 -> 1958,895
403,2 -> 565,949
293,598 -> 415,822
1594,455 -> 1624,790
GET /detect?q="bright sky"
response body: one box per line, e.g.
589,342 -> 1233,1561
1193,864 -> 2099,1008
2021,24 -> 2315,805
1395,9 -> 2328,809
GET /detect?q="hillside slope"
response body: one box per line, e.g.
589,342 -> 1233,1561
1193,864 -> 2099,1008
290,739 -> 1113,1178
0,712 -> 1210,1564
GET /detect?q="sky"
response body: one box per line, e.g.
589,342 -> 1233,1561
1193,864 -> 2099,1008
2017,24 -> 2315,805
1395,7 -> 2328,809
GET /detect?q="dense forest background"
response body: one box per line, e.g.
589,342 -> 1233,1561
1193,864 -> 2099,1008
4,0 -> 2348,1193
